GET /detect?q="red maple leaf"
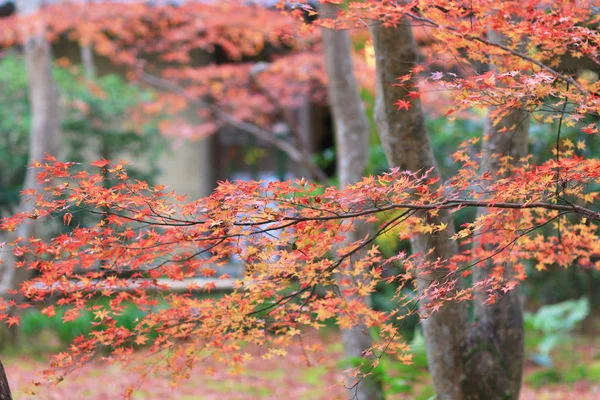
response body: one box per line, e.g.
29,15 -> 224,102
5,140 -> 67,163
91,158 -> 110,168
394,100 -> 412,111
7,316 -> 19,327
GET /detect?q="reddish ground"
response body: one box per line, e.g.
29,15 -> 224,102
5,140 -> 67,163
3,334 -> 599,399
5,337 -> 347,400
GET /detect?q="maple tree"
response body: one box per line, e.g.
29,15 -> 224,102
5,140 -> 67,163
0,0 -> 376,182
1,0 -> 600,399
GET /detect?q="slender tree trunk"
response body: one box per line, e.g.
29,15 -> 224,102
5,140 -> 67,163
321,4 -> 384,399
15,0 -> 62,232
81,45 -> 96,79
466,109 -> 528,399
370,21 -> 469,400
466,29 -> 529,399
80,0 -> 96,79
0,0 -> 57,387
0,0 -> 61,327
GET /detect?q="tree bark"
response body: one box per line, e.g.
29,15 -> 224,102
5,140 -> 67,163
465,111 -> 528,400
81,45 -> 96,79
15,0 -> 62,226
0,0 -> 61,318
466,29 -> 530,399
80,0 -> 96,80
370,21 -> 469,400
369,17 -> 533,399
321,4 -> 383,399
0,360 -> 11,400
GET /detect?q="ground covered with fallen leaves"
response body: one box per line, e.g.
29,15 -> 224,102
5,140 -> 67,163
2,331 -> 599,399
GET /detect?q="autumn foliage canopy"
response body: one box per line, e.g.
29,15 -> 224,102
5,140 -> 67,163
1,0 -> 600,395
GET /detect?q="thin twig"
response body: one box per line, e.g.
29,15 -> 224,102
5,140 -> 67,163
406,12 -> 586,96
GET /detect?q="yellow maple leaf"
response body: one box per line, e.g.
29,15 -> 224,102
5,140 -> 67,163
135,335 -> 148,346
562,138 -> 574,149
316,307 -> 334,321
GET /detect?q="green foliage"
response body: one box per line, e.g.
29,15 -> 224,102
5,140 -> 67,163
525,265 -> 600,307
56,64 -> 165,183
525,362 -> 600,388
370,283 -> 420,339
379,330 -> 434,398
313,147 -> 336,176
587,361 -> 600,381
360,89 -> 389,176
0,53 -> 165,216
0,54 -> 31,214
525,368 -> 563,387
426,116 -> 483,178
20,299 -> 160,349
337,327 -> 432,397
524,297 -> 590,366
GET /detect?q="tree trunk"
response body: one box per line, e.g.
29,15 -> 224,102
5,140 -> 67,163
81,45 -> 96,79
15,0 -> 62,231
466,29 -> 529,399
370,21 -> 469,400
466,109 -> 528,400
80,0 -> 96,79
321,4 -> 383,399
370,18 -> 531,399
0,0 -> 61,332
19,1 -> 60,223
0,360 -> 11,400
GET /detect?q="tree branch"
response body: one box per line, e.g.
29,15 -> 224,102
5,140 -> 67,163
234,199 -> 600,226
406,12 -> 588,96
139,72 -> 328,182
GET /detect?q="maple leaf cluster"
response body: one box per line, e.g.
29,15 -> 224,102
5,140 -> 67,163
1,143 -> 599,386
313,0 -> 600,135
